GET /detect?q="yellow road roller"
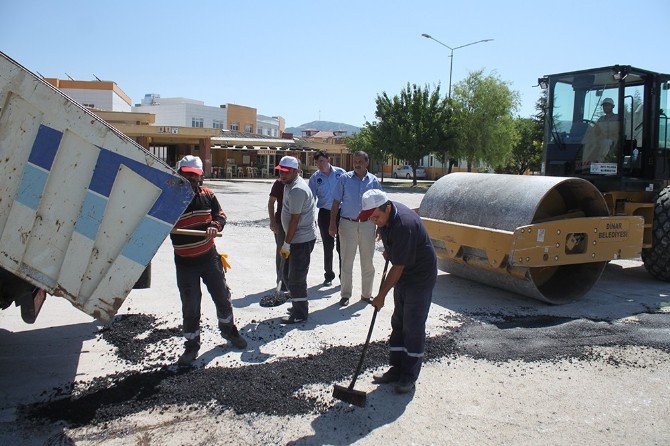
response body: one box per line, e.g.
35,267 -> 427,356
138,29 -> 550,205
419,65 -> 670,303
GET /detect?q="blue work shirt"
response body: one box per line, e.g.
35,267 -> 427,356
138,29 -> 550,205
332,170 -> 381,219
308,165 -> 346,210
380,202 -> 437,286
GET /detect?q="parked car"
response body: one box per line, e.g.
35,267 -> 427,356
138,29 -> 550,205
392,165 -> 426,179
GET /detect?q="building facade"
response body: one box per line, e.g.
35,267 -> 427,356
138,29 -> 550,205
132,95 -> 284,137
45,78 -> 132,112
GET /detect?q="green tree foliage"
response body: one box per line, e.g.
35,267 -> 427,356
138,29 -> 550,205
496,118 -> 543,174
371,83 -> 451,185
451,70 -> 520,171
495,89 -> 546,175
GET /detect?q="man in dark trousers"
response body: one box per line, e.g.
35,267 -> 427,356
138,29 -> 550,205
268,178 -> 288,292
360,189 -> 437,394
276,155 -> 317,324
171,155 -> 247,367
308,150 -> 345,287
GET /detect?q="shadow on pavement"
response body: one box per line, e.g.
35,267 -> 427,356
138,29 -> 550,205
233,283 -> 340,309
430,260 -> 670,323
288,384 -> 413,445
0,321 -> 100,446
0,322 -> 100,409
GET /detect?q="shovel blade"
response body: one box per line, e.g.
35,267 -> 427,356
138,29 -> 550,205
332,384 -> 367,407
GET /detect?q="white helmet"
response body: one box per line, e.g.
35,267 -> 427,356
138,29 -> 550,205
177,155 -> 203,175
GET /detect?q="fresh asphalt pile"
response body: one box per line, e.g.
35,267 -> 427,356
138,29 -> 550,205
19,310 -> 670,428
100,314 -> 182,364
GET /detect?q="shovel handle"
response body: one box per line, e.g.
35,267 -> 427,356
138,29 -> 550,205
171,228 -> 222,237
348,258 -> 390,389
276,256 -> 286,294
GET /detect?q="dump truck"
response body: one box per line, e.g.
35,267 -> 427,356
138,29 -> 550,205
419,65 -> 669,303
0,52 -> 194,323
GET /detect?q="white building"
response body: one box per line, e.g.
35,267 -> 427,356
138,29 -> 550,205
133,94 -> 284,135
133,94 -> 228,129
257,114 -> 281,137
45,78 -> 132,112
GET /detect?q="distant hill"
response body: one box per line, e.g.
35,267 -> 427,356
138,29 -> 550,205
285,120 -> 361,137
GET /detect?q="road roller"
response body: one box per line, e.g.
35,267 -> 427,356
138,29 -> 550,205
419,65 -> 670,303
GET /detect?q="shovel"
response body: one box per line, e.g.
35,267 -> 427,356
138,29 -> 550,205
332,258 -> 389,407
260,256 -> 288,307
171,228 -> 222,237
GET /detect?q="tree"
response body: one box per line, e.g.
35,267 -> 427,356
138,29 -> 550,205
451,70 -> 520,171
496,118 -> 543,174
371,83 -> 451,185
496,89 -> 547,174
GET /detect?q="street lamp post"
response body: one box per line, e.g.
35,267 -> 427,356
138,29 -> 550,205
421,33 -> 493,99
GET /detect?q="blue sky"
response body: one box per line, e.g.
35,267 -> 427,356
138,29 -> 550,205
2,0 -> 668,128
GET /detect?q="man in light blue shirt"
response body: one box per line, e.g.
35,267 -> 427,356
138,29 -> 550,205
308,150 -> 346,287
329,151 -> 381,306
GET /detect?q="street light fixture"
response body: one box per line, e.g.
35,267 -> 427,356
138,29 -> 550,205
421,33 -> 493,99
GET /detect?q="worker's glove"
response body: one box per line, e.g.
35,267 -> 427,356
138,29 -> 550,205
220,253 -> 231,272
280,242 -> 291,259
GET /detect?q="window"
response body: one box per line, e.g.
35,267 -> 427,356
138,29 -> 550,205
230,122 -> 239,131
257,126 -> 264,135
660,82 -> 669,150
191,117 -> 204,128
244,124 -> 253,133
213,120 -> 225,129
149,146 -> 168,162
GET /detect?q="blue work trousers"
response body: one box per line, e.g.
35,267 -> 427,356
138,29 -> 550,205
283,239 -> 316,319
389,281 -> 434,383
317,208 -> 340,281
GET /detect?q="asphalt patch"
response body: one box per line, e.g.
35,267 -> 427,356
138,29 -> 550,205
100,314 -> 181,364
453,313 -> 670,363
20,312 -> 670,428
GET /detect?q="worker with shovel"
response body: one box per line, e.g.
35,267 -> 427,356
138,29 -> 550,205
170,155 -> 247,367
361,189 -> 437,394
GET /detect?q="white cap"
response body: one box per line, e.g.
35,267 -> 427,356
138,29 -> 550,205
275,156 -> 299,171
177,155 -> 203,175
602,97 -> 614,106
362,189 -> 389,211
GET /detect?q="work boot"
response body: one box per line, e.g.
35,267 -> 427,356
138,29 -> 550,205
280,313 -> 307,324
339,296 -> 349,306
394,380 -> 416,394
177,344 -> 199,367
221,325 -> 248,349
372,367 -> 401,384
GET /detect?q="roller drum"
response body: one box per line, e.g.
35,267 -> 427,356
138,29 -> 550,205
419,173 -> 610,303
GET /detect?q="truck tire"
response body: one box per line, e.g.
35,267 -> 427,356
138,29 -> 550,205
642,186 -> 670,281
133,262 -> 152,289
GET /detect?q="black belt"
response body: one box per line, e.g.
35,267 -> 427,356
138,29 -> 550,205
341,216 -> 367,222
